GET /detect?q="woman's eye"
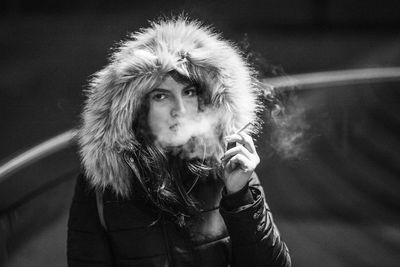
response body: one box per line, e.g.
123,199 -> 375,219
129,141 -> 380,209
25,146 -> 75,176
152,93 -> 167,101
184,88 -> 198,97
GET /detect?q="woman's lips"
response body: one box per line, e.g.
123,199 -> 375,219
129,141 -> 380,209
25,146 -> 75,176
169,123 -> 179,131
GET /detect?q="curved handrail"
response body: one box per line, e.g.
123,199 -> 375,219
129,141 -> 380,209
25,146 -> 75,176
1,67 -> 400,181
0,129 -> 77,183
263,67 -> 400,89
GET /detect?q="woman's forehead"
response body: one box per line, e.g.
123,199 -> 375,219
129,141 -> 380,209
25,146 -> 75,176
156,76 -> 193,91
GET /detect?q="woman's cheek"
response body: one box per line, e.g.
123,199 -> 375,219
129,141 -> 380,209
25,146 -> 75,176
185,98 -> 200,115
148,105 -> 166,135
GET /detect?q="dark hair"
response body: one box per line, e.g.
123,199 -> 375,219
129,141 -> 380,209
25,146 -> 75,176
131,71 -> 215,227
168,69 -> 211,110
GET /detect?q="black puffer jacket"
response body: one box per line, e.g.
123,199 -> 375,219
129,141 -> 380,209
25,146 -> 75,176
68,18 -> 291,267
67,162 -> 291,266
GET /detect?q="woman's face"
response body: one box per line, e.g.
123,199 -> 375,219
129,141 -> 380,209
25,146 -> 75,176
147,75 -> 200,148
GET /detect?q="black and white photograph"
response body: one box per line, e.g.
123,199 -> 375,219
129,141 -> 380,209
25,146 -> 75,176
1,1 -> 399,266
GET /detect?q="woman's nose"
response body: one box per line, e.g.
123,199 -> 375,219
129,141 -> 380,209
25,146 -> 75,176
171,96 -> 186,117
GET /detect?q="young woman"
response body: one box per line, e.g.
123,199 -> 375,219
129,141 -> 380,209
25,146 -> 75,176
68,17 -> 291,267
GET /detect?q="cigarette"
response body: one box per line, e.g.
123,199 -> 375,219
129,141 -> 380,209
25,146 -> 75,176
226,122 -> 252,151
236,122 -> 252,134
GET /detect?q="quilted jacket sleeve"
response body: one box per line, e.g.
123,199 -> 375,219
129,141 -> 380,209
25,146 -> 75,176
67,174 -> 115,267
219,173 -> 291,267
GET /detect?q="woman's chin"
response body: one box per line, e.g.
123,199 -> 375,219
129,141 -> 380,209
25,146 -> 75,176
155,139 -> 187,150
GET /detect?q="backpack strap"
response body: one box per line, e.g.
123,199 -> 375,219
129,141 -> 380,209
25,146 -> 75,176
95,190 -> 108,231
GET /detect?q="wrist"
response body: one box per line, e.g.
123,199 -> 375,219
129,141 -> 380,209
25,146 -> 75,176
221,182 -> 254,210
226,183 -> 247,195
225,174 -> 252,194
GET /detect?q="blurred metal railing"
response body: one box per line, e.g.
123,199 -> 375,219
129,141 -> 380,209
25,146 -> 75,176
0,130 -> 77,183
263,67 -> 400,89
0,67 -> 400,184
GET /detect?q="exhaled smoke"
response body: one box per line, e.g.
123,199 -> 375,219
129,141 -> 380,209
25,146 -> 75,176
155,107 -> 225,161
153,87 -> 309,161
267,88 -> 310,159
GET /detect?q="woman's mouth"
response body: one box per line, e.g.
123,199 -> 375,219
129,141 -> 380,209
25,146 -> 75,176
169,123 -> 179,131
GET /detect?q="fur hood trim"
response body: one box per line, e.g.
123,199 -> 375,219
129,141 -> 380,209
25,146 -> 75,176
78,18 -> 263,197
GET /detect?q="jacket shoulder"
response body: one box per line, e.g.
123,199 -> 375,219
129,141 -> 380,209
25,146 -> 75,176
71,173 -> 97,201
67,174 -> 114,265
68,173 -> 102,232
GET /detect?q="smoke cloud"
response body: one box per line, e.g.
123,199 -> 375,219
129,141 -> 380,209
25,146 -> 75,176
151,85 -> 310,161
154,107 -> 225,161
266,86 -> 311,159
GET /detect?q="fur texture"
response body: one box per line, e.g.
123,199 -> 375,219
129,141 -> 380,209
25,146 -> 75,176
78,18 -> 264,197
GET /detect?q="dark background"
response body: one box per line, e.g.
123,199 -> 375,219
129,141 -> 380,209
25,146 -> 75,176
1,1 -> 400,266
1,0 -> 400,161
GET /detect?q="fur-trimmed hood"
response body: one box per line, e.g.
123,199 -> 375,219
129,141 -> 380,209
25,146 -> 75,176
78,18 -> 263,197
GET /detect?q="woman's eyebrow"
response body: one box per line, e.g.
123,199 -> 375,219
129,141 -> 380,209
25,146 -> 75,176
183,83 -> 196,90
150,88 -> 170,93
152,83 -> 195,92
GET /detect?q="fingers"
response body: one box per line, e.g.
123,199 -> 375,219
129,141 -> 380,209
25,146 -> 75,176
221,145 -> 252,163
222,132 -> 260,172
225,131 -> 256,153
226,153 -> 257,172
225,154 -> 247,172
